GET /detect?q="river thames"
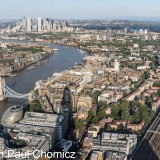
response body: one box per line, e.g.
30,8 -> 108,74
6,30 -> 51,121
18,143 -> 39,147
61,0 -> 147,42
0,40 -> 88,118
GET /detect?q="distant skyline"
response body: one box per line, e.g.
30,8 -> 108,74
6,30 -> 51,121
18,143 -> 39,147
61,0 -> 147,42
0,0 -> 160,21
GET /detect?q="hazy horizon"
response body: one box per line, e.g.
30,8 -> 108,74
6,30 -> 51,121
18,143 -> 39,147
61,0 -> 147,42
0,17 -> 160,22
0,0 -> 160,21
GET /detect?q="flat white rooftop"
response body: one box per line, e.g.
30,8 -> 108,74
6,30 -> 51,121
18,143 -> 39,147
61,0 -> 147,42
19,112 -> 65,127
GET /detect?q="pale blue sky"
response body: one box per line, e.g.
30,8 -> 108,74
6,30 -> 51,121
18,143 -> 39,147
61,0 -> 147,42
0,0 -> 160,20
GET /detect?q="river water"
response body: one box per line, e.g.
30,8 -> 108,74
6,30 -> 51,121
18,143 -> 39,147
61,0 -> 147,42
0,39 -> 88,118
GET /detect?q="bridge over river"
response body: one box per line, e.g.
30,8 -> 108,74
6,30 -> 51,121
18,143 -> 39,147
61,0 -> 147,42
0,39 -> 88,118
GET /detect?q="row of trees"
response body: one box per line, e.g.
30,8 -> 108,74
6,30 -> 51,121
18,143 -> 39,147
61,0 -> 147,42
110,100 -> 155,124
142,71 -> 150,80
26,32 -> 71,41
29,99 -> 42,112
106,123 -> 126,132
14,46 -> 44,53
74,119 -> 84,133
153,82 -> 160,87
74,99 -> 108,132
74,100 -> 155,134
74,98 -> 155,132
133,39 -> 160,48
86,101 -> 107,124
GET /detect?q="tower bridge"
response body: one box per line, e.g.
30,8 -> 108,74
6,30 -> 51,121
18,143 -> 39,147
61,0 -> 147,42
0,77 -> 29,101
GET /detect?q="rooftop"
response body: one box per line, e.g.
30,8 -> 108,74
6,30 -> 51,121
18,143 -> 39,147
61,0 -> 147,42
56,139 -> 72,148
19,112 -> 65,127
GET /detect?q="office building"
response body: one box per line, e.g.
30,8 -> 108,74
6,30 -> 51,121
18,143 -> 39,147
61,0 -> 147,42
0,134 -> 49,160
32,22 -> 38,32
91,133 -> 137,156
37,17 -> 42,32
6,112 -> 68,149
124,27 -> 128,34
27,18 -> 32,32
144,29 -> 148,35
22,17 -> 27,30
115,60 -> 120,72
1,105 -> 23,127
101,133 -> 137,155
92,31 -> 96,41
105,151 -> 127,160
139,29 -> 143,34
55,139 -> 72,152
43,18 -> 50,32
106,29 -> 111,40
52,23 -> 57,31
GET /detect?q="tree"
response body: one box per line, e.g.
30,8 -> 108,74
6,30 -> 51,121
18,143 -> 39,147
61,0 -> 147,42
134,83 -> 139,89
85,91 -> 92,96
143,71 -> 150,79
142,110 -> 150,124
106,125 -> 112,131
99,106 -> 105,111
123,92 -> 128,98
74,119 -> 80,129
149,111 -> 155,120
121,110 -> 130,120
98,101 -> 106,107
98,111 -> 106,119
132,111 -> 141,123
154,91 -> 160,97
30,99 -> 42,112
130,115 -> 135,124
91,117 -> 98,123
120,100 -> 129,109
98,101 -> 106,111
88,110 -> 94,117
153,82 -> 160,87
79,120 -> 84,132
86,116 -> 92,123
111,104 -> 120,119
93,90 -> 101,101
145,96 -> 152,105
149,62 -> 156,72
74,119 -> 84,132
130,87 -> 136,93
118,123 -> 126,131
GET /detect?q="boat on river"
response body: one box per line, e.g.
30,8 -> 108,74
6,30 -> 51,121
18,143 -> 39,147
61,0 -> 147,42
26,66 -> 35,71
53,48 -> 59,51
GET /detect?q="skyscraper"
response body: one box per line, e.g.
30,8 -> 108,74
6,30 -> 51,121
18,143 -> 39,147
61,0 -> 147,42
22,17 -> 27,31
43,18 -> 51,32
66,21 -> 69,27
114,60 -> 120,72
106,29 -> 111,40
49,19 -> 54,31
32,22 -> 38,32
38,17 -> 42,32
52,22 -> 57,31
27,18 -> 32,32
124,27 -> 128,34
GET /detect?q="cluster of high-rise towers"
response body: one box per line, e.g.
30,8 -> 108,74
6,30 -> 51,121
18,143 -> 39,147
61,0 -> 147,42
22,17 -> 73,32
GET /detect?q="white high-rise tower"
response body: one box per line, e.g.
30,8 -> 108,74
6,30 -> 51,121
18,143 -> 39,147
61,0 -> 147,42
27,18 -> 32,32
38,17 -> 42,32
22,17 -> 27,31
114,60 -> 120,72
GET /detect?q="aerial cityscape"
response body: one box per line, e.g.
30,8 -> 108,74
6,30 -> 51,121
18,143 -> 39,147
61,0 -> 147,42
0,0 -> 159,160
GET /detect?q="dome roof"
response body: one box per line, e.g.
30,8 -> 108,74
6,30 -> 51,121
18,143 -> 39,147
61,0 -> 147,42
1,105 -> 23,127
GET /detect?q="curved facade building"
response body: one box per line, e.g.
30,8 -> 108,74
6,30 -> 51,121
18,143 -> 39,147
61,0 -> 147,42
1,105 -> 23,127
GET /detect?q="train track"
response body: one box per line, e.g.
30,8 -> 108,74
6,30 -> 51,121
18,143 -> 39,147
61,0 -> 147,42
132,114 -> 160,160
